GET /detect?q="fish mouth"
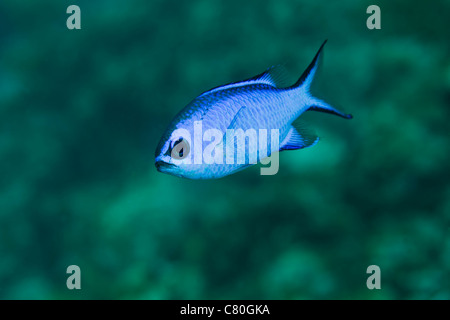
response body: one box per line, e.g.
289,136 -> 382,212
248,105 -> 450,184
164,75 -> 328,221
155,160 -> 176,172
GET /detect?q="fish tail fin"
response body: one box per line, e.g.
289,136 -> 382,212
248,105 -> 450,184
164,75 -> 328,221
307,97 -> 353,119
292,40 -> 327,90
293,40 -> 353,120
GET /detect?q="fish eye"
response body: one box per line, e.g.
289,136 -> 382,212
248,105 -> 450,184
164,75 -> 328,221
169,138 -> 190,160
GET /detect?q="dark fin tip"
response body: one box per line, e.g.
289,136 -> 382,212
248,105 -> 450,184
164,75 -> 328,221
308,105 -> 352,120
293,40 -> 328,88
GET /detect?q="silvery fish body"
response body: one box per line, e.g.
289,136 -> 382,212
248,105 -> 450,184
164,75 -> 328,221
155,41 -> 352,179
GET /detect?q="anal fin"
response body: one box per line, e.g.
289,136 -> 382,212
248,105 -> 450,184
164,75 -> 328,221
280,121 -> 319,151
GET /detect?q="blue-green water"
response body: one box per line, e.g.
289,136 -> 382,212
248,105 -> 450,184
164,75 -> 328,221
0,0 -> 449,299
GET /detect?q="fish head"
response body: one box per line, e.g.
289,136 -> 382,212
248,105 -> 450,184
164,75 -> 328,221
155,97 -> 253,179
155,119 -> 196,178
155,103 -> 216,179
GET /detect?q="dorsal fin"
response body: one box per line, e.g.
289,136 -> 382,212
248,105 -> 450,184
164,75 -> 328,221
199,65 -> 291,97
247,64 -> 291,88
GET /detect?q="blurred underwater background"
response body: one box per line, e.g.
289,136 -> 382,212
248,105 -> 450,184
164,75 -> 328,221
0,0 -> 449,299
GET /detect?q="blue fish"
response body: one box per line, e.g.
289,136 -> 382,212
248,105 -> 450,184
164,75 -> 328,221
155,41 -> 352,179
